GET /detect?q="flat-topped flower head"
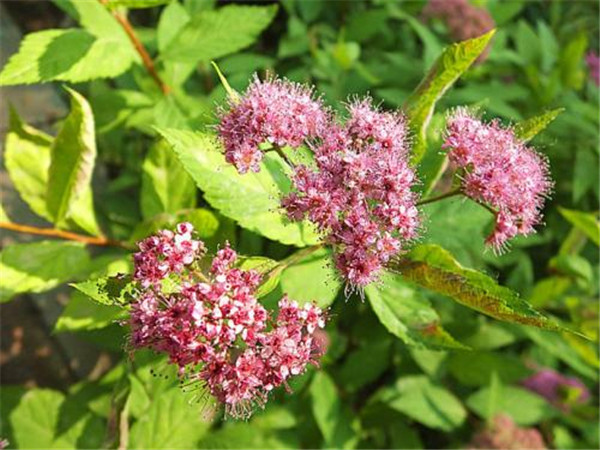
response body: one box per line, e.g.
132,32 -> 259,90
443,109 -> 553,251
217,75 -> 329,174
128,227 -> 327,419
283,98 -> 420,289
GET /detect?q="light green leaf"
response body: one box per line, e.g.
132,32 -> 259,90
0,241 -> 90,303
128,387 -> 211,449
385,375 -> 466,431
280,248 -> 340,308
0,204 -> 9,222
514,108 -> 564,142
161,5 -> 277,63
310,372 -> 359,449
9,388 -> 104,449
141,140 -> 196,219
211,61 -> 240,103
71,274 -> 135,307
0,29 -> 135,86
238,256 -> 280,298
404,30 -> 496,164
156,128 -> 319,247
158,1 -> 190,51
558,207 -> 600,246
390,244 -> 580,335
467,386 -> 554,426
365,271 -> 466,350
55,290 -> 125,332
106,0 -> 171,9
47,88 -> 99,233
131,208 -> 220,243
53,0 -> 131,38
197,421 -> 298,449
4,107 -> 53,220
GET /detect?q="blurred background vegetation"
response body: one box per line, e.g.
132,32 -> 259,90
0,0 -> 598,449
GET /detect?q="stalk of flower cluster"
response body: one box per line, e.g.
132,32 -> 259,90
127,223 -> 326,419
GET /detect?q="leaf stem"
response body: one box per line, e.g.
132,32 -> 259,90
417,188 -> 462,206
98,0 -> 171,95
272,144 -> 296,169
0,221 -> 129,248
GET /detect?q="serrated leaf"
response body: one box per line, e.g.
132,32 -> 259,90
53,0 -> 130,38
514,108 -> 564,142
128,387 -> 211,449
0,29 -> 134,86
141,140 -> 196,219
385,375 -> 466,431
71,274 -> 135,306
558,207 -> 600,246
279,248 -> 340,308
0,241 -> 90,303
55,290 -> 126,332
47,88 -> 99,232
161,5 -> 277,63
238,256 -> 280,298
156,128 -> 319,247
9,389 -> 104,449
390,244 -> 579,335
404,30 -> 496,164
365,271 -> 466,350
5,107 -> 53,220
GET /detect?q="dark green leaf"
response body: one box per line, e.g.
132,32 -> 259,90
447,352 -> 530,386
55,290 -> 126,332
390,244 -> 580,335
106,0 -> 171,9
71,274 -> 135,306
365,271 -> 466,349
404,30 -> 496,164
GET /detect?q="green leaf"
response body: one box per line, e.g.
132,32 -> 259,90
385,375 -> 466,431
514,108 -> 564,142
337,340 -> 391,393
141,140 -> 196,219
47,88 -> 99,233
131,208 -> 220,243
558,207 -> 600,246
404,30 -> 496,164
0,29 -> 135,86
106,0 -> 171,9
53,0 -> 131,38
156,128 -> 319,247
390,244 -> 578,334
71,274 -> 135,307
55,290 -> 126,332
279,248 -> 340,308
467,386 -> 554,426
447,352 -> 530,386
365,271 -> 466,350
157,1 -> 190,51
0,204 -> 9,222
197,421 -> 298,449
5,107 -> 53,220
310,372 -> 360,449
0,241 -> 90,303
128,387 -> 211,449
237,256 -> 280,298
211,61 -> 240,103
162,5 -> 277,64
9,388 -> 104,449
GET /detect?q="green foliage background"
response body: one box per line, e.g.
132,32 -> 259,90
0,0 -> 598,449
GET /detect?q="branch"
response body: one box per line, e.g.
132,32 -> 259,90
417,188 -> 462,206
98,0 -> 171,95
0,222 -> 129,248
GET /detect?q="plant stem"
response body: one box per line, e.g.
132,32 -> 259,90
272,144 -> 296,169
417,188 -> 462,206
0,221 -> 128,248
98,0 -> 171,95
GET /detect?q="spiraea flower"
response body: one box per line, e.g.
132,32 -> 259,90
586,52 -> 600,86
129,224 -> 326,419
521,368 -> 591,411
217,75 -> 329,174
282,98 -> 420,289
443,109 -> 553,251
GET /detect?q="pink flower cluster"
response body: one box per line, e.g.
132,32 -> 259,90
470,414 -> 546,449
521,368 -> 590,411
129,224 -> 326,419
586,52 -> 600,86
282,98 -> 420,288
217,75 -> 329,174
443,109 -> 552,251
